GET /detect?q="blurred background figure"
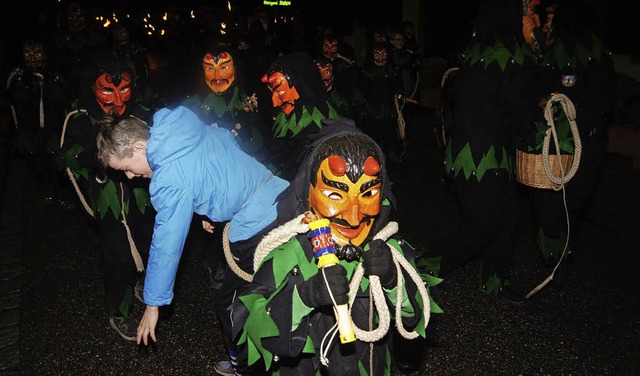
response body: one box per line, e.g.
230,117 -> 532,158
243,6 -> 282,103
51,2 -> 106,104
387,27 -> 422,108
359,41 -> 406,167
6,37 -> 71,208
109,22 -> 165,113
313,33 -> 361,121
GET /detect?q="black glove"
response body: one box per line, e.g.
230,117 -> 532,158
297,264 -> 348,307
362,239 -> 397,289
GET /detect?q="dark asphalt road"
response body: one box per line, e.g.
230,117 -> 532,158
1,64 -> 639,376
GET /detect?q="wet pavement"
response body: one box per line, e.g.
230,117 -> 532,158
1,64 -> 639,375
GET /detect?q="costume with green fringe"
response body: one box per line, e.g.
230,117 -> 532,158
230,121 -> 442,375
524,9 -> 615,268
58,52 -> 155,319
430,0 -> 541,294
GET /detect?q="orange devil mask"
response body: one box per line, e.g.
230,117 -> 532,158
262,71 -> 299,116
308,138 -> 383,249
203,51 -> 236,94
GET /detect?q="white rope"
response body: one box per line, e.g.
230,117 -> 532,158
440,67 -> 459,89
541,93 -> 581,189
6,68 -> 19,90
525,93 -> 579,299
219,212 -> 315,283
437,67 -> 459,148
10,105 -> 18,129
60,109 -> 94,217
349,221 -> 431,342
119,182 -> 144,272
222,221 -> 253,282
35,73 -> 44,129
248,217 -> 431,345
349,265 -> 391,343
394,95 -> 407,141
253,213 -> 310,272
319,324 -> 340,367
6,69 -> 19,128
318,266 -> 343,367
225,213 -> 313,282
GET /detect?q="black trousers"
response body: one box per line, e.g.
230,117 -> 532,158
529,135 -> 606,259
432,169 -> 519,287
96,182 -> 154,318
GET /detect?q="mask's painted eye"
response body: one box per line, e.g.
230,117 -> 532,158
362,188 -> 379,198
322,190 -> 342,200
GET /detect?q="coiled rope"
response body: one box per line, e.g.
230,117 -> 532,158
525,93 -> 581,299
230,213 -> 431,342
350,221 -> 430,343
541,93 -> 581,190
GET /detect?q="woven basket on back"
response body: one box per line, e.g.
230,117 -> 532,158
515,150 -> 574,189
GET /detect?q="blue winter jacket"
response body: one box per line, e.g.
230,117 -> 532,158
144,106 -> 289,306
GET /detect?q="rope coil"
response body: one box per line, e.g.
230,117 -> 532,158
236,216 -> 430,344
541,93 -> 582,190
525,93 -> 580,299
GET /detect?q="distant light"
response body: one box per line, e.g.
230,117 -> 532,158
227,1 -> 231,11
163,12 -> 168,21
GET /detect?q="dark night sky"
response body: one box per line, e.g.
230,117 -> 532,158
1,0 -> 636,72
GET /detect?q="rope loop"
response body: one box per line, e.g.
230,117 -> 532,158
541,93 -> 582,190
350,222 -> 431,342
238,217 -> 431,344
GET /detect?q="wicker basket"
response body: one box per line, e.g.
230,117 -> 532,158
515,150 -> 574,189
